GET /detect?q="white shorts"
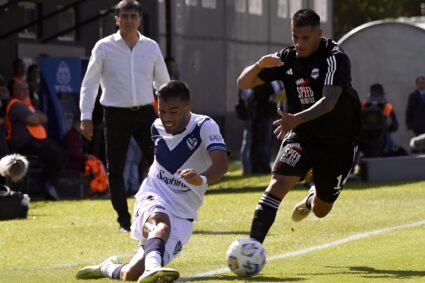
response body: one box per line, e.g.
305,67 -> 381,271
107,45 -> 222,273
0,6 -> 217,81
130,193 -> 194,265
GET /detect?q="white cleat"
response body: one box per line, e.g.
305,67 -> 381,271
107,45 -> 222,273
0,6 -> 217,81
291,186 -> 315,222
75,256 -> 121,279
137,267 -> 180,283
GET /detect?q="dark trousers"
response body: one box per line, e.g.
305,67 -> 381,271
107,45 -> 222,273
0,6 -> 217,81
103,105 -> 156,228
16,138 -> 65,184
251,117 -> 274,174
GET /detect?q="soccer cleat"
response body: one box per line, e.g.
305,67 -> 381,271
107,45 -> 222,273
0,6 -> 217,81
137,267 -> 180,283
119,225 -> 131,233
75,256 -> 121,279
291,186 -> 315,222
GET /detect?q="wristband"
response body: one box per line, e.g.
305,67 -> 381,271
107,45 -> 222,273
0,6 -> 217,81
200,175 -> 208,185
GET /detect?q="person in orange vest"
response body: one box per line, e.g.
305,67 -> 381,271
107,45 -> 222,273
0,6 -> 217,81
5,79 -> 65,200
360,83 -> 399,156
0,75 -> 10,157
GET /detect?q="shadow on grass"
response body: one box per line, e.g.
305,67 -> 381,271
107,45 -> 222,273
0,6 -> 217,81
206,186 -> 266,195
193,230 -> 249,235
348,266 -> 425,279
208,172 -> 424,196
180,274 -> 304,282
206,183 -> 311,195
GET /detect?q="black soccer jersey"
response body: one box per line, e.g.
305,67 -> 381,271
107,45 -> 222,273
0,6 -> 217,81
258,38 -> 360,149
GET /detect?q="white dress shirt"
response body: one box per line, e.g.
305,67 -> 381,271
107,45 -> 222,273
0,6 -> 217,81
80,31 -> 170,120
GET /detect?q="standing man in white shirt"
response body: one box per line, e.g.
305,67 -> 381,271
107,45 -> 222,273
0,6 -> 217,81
76,80 -> 229,283
79,0 -> 170,232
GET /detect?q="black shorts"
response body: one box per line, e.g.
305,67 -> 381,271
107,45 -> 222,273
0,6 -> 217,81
272,135 -> 356,203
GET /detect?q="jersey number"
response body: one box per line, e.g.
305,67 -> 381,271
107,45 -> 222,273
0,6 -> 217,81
334,174 -> 348,195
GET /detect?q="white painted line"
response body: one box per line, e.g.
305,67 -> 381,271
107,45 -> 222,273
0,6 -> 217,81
179,219 -> 425,281
52,252 -> 134,269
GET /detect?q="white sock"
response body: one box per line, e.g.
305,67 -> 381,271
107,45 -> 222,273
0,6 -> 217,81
100,263 -> 122,278
144,251 -> 162,271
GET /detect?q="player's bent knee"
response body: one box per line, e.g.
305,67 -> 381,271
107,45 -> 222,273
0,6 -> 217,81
121,265 -> 143,281
149,222 -> 170,239
311,197 -> 333,218
312,208 -> 331,218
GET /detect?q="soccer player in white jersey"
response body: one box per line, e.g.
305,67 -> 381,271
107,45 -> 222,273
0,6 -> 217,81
76,80 -> 228,282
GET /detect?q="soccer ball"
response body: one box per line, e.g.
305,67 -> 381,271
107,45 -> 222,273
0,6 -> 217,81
226,238 -> 266,277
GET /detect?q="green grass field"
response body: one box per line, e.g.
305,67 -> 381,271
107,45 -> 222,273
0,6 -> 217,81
1,164 -> 424,283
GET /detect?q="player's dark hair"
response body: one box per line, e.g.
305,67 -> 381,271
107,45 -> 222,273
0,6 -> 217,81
292,9 -> 320,28
115,0 -> 142,17
157,80 -> 190,103
416,76 -> 425,83
370,83 -> 384,96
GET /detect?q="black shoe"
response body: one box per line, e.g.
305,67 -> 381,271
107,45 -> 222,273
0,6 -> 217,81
44,182 -> 60,201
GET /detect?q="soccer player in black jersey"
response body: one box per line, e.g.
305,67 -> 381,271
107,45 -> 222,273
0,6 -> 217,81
237,9 -> 361,244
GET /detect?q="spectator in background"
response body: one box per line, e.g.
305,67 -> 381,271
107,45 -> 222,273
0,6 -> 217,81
79,0 -> 169,232
62,116 -> 108,196
237,81 -> 285,175
236,87 -> 254,175
406,76 -> 425,137
359,83 -> 401,157
123,137 -> 143,196
26,64 -> 41,107
165,57 -> 181,80
9,58 -> 26,83
0,75 -> 11,157
5,79 -> 65,200
251,80 -> 285,174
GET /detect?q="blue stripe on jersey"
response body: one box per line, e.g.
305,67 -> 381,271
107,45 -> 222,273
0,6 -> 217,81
207,143 -> 227,152
152,125 -> 202,174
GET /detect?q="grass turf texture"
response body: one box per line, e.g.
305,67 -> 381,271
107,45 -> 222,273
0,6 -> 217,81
1,163 -> 424,282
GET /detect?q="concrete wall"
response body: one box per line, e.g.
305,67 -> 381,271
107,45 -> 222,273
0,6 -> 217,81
339,19 -> 425,150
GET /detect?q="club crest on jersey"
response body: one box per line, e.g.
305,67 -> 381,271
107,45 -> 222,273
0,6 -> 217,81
311,68 -> 319,79
296,78 -> 310,87
186,136 -> 198,150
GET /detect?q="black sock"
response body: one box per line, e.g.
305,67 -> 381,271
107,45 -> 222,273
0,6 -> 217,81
111,264 -> 125,279
305,188 -> 315,209
306,194 -> 313,210
249,193 -> 282,243
144,237 -> 166,267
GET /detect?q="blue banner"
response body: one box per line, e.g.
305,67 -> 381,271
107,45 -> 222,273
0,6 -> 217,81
37,58 -> 84,139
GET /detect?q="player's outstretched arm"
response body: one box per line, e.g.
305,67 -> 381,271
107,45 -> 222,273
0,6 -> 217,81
237,54 -> 283,89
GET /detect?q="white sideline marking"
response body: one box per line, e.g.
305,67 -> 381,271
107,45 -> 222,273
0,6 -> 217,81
52,252 -> 134,269
179,220 -> 425,281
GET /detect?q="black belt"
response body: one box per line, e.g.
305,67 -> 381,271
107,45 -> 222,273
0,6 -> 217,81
128,104 -> 151,110
104,104 -> 152,111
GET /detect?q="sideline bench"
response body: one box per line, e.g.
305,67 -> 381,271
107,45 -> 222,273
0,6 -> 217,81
360,154 -> 425,183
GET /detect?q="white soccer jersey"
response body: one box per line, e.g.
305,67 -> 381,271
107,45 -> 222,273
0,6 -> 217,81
134,113 -> 227,220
